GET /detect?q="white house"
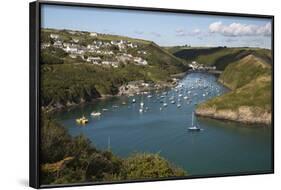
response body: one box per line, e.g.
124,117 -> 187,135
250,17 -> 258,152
63,42 -> 71,47
69,54 -> 77,59
64,46 -> 78,53
90,32 -> 98,37
41,43 -> 50,49
53,41 -> 63,47
134,57 -> 148,65
87,57 -> 101,63
72,38 -> 79,43
50,34 -> 59,39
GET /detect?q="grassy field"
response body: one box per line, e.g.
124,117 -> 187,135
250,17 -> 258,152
42,28 -> 151,45
196,54 -> 272,114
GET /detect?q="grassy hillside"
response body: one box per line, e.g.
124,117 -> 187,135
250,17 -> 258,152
42,28 -> 151,45
40,115 -> 186,185
41,63 -> 181,108
41,29 -> 188,109
196,54 -> 272,125
219,55 -> 271,89
169,46 -> 271,70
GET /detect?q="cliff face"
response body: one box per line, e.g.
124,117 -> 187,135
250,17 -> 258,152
196,106 -> 271,125
195,54 -> 272,126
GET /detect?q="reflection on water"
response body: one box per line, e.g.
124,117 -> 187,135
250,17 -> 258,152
54,73 -> 272,176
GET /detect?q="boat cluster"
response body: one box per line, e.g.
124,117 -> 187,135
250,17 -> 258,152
75,76 -> 223,131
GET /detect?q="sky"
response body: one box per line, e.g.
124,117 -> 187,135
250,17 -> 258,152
41,4 -> 272,49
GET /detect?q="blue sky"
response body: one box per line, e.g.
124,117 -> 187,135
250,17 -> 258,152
41,4 -> 272,49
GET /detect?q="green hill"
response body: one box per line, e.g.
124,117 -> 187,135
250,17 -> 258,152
195,54 -> 272,125
41,29 -> 188,110
168,46 -> 271,70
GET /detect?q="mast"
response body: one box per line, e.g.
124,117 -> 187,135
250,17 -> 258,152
107,136 -> 111,151
192,112 -> 194,126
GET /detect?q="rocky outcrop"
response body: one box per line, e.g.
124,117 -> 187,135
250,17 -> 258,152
195,106 -> 271,125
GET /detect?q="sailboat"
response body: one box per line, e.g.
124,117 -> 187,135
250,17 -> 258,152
188,112 -> 202,132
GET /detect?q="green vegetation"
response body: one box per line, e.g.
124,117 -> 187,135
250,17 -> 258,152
41,47 -> 68,65
41,61 -> 185,108
40,115 -> 186,185
123,153 -> 185,180
41,29 -> 188,109
197,54 -> 272,115
219,55 -> 271,90
42,28 -> 150,45
169,46 -> 271,70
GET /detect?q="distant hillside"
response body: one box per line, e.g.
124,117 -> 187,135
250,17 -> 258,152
195,54 -> 272,125
168,46 -> 271,70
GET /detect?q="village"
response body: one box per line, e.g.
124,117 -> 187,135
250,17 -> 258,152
41,31 -> 149,68
188,61 -> 217,71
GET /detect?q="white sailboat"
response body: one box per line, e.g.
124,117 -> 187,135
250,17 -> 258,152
188,112 -> 202,132
139,101 -> 144,113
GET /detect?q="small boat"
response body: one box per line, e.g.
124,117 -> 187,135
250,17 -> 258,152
76,116 -> 88,125
132,99 -> 136,103
147,95 -> 152,98
102,108 -> 109,112
179,94 -> 183,97
139,108 -> 143,113
163,103 -> 168,107
171,100 -> 175,104
183,96 -> 188,100
188,112 -> 202,132
140,102 -> 144,107
91,112 -> 101,117
122,101 -> 127,105
177,103 -> 181,108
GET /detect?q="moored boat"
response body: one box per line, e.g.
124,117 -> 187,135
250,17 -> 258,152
91,112 -> 101,117
76,116 -> 89,125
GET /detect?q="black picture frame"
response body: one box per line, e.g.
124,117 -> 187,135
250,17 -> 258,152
30,0 -> 274,188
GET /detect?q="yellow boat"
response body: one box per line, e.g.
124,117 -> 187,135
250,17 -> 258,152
76,116 -> 89,125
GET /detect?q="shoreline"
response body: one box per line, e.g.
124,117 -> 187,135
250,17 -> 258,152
195,76 -> 271,126
42,80 -> 179,114
195,106 -> 271,126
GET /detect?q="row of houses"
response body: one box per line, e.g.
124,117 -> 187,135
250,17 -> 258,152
189,61 -> 216,71
43,33 -> 149,68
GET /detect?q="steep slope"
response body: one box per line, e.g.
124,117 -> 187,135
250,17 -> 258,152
169,47 -> 271,70
195,55 -> 272,125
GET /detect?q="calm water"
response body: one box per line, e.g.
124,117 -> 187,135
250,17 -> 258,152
54,73 -> 272,176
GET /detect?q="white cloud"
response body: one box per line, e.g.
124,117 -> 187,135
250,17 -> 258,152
175,28 -> 187,36
175,28 -> 201,37
150,32 -> 161,37
209,21 -> 271,37
192,28 -> 201,35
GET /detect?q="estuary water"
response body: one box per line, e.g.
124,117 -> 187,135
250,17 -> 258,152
54,73 -> 272,176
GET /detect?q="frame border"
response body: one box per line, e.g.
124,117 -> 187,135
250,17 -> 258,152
30,0 -> 274,189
